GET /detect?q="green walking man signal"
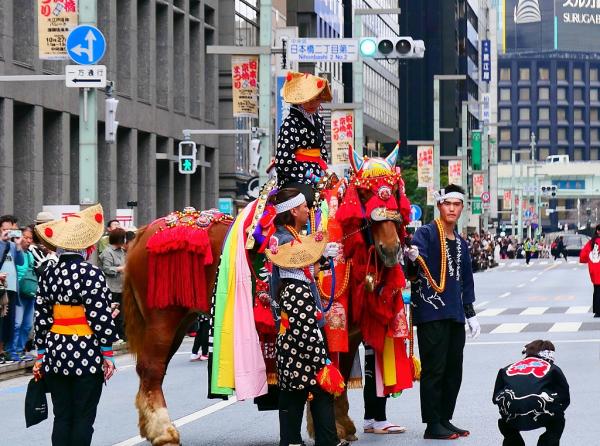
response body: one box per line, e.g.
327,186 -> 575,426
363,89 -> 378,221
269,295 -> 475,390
178,140 -> 197,174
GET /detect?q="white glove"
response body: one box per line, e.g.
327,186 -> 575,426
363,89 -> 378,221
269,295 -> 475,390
404,246 -> 419,262
323,242 -> 340,259
466,316 -> 481,339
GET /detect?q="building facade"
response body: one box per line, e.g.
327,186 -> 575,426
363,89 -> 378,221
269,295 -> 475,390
0,0 -> 221,226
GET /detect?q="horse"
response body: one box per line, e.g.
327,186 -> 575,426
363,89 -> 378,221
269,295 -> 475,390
123,149 -> 409,446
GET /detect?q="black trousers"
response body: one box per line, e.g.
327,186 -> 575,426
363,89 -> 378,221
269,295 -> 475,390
112,292 -> 125,341
498,417 -> 565,446
45,372 -> 104,446
192,318 -> 210,356
525,251 -> 532,264
417,319 -> 465,424
279,386 -> 338,446
554,250 -> 567,261
593,285 -> 600,315
1,291 -> 17,345
363,349 -> 387,421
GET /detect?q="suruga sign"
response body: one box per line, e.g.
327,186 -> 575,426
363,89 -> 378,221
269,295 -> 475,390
561,0 -> 600,24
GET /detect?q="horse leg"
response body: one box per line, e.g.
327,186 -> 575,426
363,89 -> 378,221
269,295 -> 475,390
335,330 -> 362,442
135,308 -> 189,446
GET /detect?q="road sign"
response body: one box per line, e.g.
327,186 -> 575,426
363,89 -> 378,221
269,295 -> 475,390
410,204 -> 422,221
218,198 -> 234,216
66,25 -> 106,65
287,38 -> 358,62
408,220 -> 422,229
524,210 -> 532,218
65,65 -> 107,88
481,191 -> 491,203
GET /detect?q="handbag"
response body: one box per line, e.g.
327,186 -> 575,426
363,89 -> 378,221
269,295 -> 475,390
18,253 -> 38,298
24,378 -> 48,427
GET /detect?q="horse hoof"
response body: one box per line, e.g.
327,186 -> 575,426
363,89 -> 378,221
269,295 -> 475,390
345,434 -> 358,442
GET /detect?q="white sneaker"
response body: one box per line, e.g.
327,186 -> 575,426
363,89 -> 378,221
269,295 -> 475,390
189,353 -> 202,361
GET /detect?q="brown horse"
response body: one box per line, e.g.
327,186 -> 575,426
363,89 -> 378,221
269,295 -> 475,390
123,154 -> 407,446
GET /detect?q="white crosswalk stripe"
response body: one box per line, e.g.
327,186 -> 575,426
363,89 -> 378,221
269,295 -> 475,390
520,307 -> 549,316
478,308 -> 507,317
566,306 -> 591,314
491,323 -> 528,334
549,322 -> 582,333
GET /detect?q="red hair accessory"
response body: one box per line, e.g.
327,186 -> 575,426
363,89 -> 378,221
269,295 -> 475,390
44,227 -> 53,238
95,213 -> 103,223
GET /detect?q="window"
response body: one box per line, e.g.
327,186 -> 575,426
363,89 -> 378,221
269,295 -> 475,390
519,128 -> 530,141
538,147 -> 550,160
538,87 -> 550,100
557,128 -> 567,141
591,108 -> 599,122
500,68 -> 511,81
573,68 -> 583,81
538,67 -> 549,81
573,148 -> 583,161
591,68 -> 599,82
574,88 -> 583,102
557,147 -> 568,155
500,108 -> 511,121
591,88 -> 599,102
538,128 -> 550,141
557,67 -> 567,81
591,129 -> 599,142
519,108 -> 530,121
519,67 -> 530,81
500,128 -> 511,142
557,88 -> 567,101
574,128 -> 584,141
538,107 -> 550,120
591,148 -> 600,160
519,88 -> 530,101
500,88 -> 511,101
557,108 -> 567,121
574,108 -> 584,121
500,148 -> 512,161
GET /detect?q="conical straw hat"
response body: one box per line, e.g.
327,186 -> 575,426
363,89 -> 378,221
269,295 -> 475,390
282,71 -> 333,104
35,204 -> 105,251
266,231 -> 329,268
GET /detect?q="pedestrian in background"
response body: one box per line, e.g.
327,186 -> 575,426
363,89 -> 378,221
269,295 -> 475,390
524,238 -> 533,265
579,224 -> 600,317
99,227 -> 127,341
189,313 -> 210,361
33,204 -> 117,446
97,219 -> 121,256
493,340 -> 569,446
29,212 -> 58,276
554,236 -> 568,262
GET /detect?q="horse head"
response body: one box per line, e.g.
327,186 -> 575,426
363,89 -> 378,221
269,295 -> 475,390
339,145 -> 408,267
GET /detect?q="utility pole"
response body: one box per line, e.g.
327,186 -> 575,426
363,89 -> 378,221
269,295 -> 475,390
458,101 -> 469,234
78,0 -> 98,206
258,0 -> 272,184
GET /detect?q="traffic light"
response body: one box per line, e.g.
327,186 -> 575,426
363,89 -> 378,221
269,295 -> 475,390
178,140 -> 197,174
359,37 -> 425,59
105,97 -> 119,143
541,185 -> 558,197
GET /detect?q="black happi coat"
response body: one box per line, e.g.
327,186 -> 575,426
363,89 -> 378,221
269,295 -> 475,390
275,106 -> 328,187
35,253 -> 118,376
493,356 -> 570,431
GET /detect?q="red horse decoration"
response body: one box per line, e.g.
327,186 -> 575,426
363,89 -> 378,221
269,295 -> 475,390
123,148 -> 412,445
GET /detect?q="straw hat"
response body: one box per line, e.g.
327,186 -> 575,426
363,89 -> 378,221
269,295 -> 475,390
282,71 -> 333,104
265,231 -> 329,268
35,211 -> 55,224
35,204 -> 105,251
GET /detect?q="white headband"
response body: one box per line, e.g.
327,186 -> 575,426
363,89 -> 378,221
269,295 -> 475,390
433,189 -> 465,203
275,193 -> 306,214
537,350 -> 555,363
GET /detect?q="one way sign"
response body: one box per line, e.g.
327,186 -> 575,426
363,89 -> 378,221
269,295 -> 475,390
65,65 -> 107,88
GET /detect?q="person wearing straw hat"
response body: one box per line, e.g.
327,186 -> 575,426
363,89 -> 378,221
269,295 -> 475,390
30,211 -> 58,276
32,204 -> 118,446
276,71 -> 333,206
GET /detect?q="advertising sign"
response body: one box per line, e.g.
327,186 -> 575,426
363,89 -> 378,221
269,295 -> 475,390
481,39 -> 491,82
481,93 -> 491,124
448,160 -> 463,186
417,146 -> 434,188
472,173 -> 485,198
38,0 -> 79,60
472,198 -> 482,215
330,110 -> 353,166
116,209 -> 135,229
503,190 -> 512,210
231,56 -> 259,118
471,130 -> 482,170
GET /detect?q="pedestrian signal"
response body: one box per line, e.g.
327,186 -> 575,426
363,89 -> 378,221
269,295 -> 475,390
358,37 -> 425,59
105,97 -> 119,144
178,140 -> 197,174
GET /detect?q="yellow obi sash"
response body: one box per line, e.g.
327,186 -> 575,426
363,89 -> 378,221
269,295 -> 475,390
50,305 -> 93,336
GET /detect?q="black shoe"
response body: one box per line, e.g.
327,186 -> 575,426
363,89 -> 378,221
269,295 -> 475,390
441,420 -> 470,437
594,314 -> 600,318
424,422 -> 460,440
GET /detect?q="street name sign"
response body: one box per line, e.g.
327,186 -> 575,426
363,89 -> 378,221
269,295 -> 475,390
66,25 -> 106,65
65,65 -> 107,88
287,38 -> 358,62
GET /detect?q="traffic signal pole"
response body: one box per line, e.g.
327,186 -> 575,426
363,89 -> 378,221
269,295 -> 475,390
78,0 -> 98,206
258,0 -> 272,185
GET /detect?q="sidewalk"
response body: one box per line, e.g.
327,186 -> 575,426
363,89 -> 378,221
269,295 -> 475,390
0,341 -> 130,381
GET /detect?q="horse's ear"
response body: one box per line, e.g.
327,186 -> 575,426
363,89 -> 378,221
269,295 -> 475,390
385,143 -> 399,167
349,144 -> 364,173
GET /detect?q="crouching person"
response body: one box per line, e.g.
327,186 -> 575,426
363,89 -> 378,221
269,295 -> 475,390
493,340 -> 570,446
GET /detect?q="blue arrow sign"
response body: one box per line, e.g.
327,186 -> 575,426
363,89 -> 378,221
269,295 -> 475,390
410,204 -> 422,221
67,25 -> 106,65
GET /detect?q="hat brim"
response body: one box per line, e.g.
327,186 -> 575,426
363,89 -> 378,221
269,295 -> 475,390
35,204 -> 105,251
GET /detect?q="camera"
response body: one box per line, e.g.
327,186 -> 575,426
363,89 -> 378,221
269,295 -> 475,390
7,229 -> 22,239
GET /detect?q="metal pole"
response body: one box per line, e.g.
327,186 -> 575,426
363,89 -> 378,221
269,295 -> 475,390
433,77 -> 441,219
352,13 -> 364,156
458,101 -> 468,234
258,0 -> 272,185
78,0 -> 98,205
511,151 -> 516,238
482,123 -> 489,231
518,162 -> 523,243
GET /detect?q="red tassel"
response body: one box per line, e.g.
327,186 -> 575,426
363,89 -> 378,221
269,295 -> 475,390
316,361 -> 346,397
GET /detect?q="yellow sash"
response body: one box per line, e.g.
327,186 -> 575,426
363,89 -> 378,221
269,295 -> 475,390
50,305 -> 93,336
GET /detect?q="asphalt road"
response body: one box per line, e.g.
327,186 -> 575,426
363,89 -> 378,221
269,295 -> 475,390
1,258 -> 598,445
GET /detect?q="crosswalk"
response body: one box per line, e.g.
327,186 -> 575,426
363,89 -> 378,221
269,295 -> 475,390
482,321 -> 599,334
478,306 -> 591,317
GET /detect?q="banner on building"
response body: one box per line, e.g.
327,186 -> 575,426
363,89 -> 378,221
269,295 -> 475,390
37,0 -> 79,60
472,173 -> 485,198
232,56 -> 259,118
481,93 -> 491,124
472,198 -> 482,215
503,190 -> 512,210
471,130 -> 482,170
448,160 -> 462,186
417,146 -> 434,188
330,110 -> 353,166
426,185 -> 436,206
481,39 -> 491,83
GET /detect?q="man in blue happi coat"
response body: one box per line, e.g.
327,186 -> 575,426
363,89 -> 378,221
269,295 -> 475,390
406,184 -> 481,440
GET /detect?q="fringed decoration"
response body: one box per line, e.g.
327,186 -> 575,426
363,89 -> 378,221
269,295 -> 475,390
408,305 -> 421,381
146,225 -> 213,310
347,377 -> 363,389
316,360 -> 346,397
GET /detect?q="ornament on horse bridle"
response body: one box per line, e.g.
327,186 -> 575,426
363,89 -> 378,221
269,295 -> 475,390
196,215 -> 211,228
378,185 -> 392,201
364,273 -> 376,293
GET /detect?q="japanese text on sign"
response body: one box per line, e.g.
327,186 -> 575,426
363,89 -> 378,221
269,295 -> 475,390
38,0 -> 79,60
287,38 -> 358,62
417,146 -> 434,188
472,173 -> 485,197
448,160 -> 462,186
232,56 -> 259,118
503,190 -> 512,210
330,111 -> 354,165
481,39 -> 491,83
